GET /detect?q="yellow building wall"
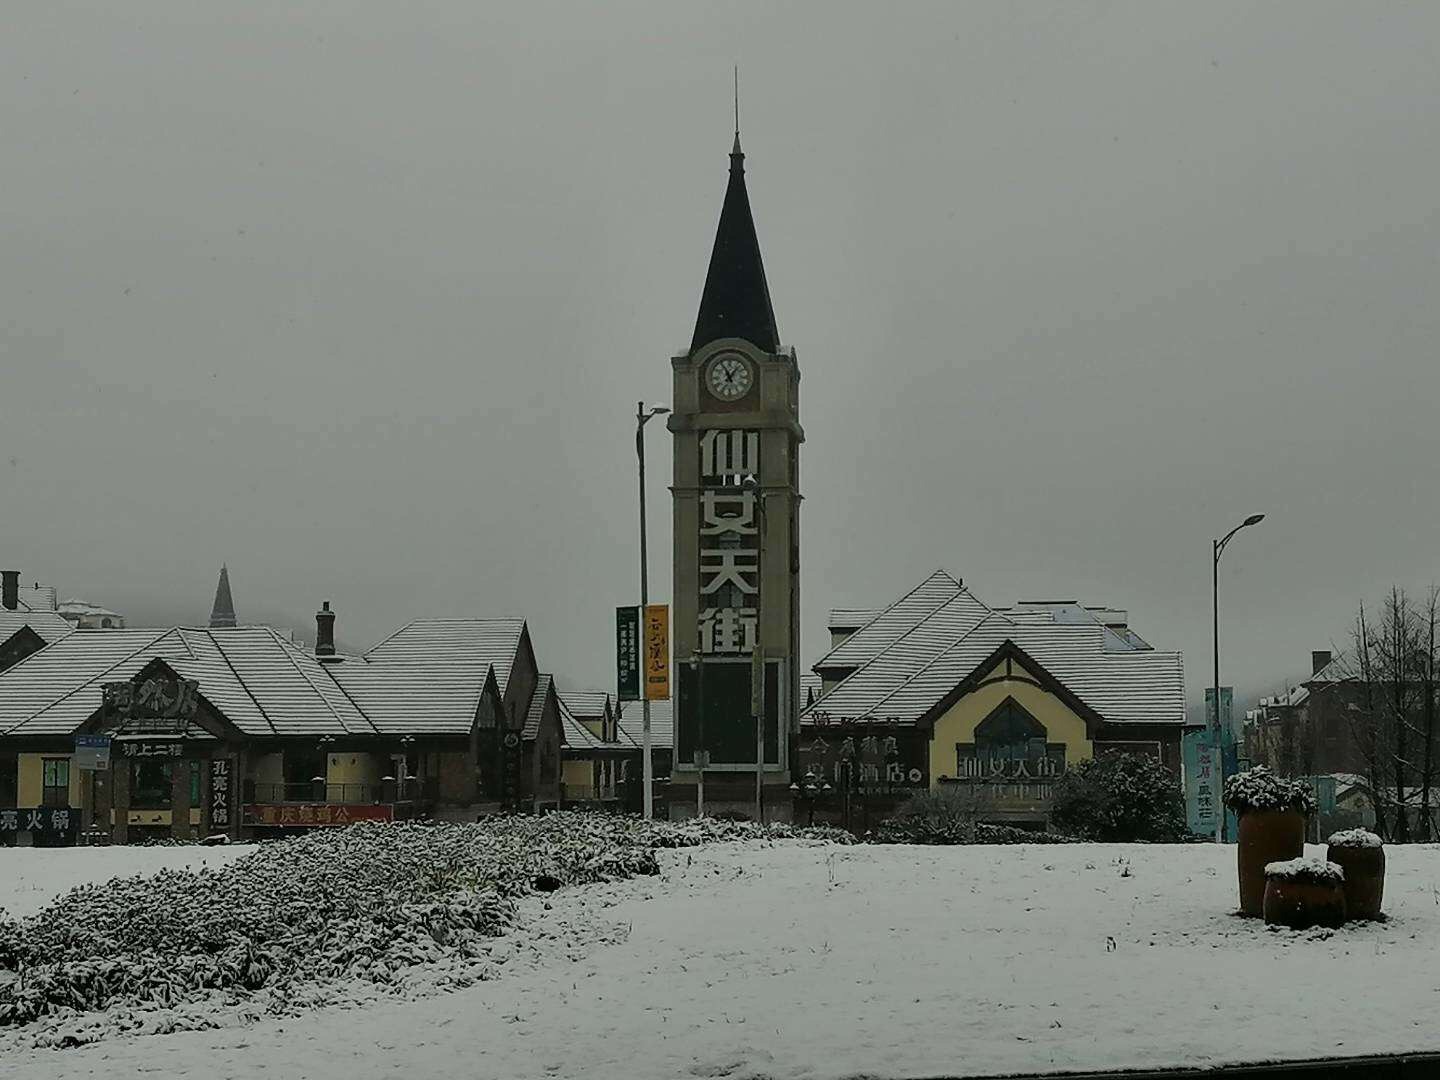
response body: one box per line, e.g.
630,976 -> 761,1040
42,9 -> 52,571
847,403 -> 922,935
327,752 -> 383,787
17,753 -> 85,807
927,657 -> 1094,785
563,759 -> 594,798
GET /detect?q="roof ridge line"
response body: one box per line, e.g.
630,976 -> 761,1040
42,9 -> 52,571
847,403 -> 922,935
842,608 -> 1014,718
203,628 -> 279,737
815,583 -> 983,695
270,627 -> 378,737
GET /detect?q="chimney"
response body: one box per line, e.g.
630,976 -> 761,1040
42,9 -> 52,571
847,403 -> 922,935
315,601 -> 337,659
1,570 -> 18,611
1311,650 -> 1332,677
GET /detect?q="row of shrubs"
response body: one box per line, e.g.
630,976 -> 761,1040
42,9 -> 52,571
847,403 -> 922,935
876,751 -> 1191,845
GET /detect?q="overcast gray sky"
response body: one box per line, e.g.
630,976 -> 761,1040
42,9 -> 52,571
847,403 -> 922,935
3,2 -> 1438,711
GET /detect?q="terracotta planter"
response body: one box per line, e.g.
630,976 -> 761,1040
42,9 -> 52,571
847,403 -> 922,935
1263,876 -> 1347,930
1236,808 -> 1305,916
1327,844 -> 1385,920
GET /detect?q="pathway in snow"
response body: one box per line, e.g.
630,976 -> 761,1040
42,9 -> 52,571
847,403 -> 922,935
5,840 -> 1440,1079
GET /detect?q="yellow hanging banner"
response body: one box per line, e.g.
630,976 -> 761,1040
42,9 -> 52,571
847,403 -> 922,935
643,604 -> 670,701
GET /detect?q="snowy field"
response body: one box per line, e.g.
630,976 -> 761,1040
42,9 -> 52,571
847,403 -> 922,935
6,838 -> 1440,1079
0,845 -> 255,919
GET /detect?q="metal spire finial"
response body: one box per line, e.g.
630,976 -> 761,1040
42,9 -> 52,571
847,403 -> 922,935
732,66 -> 741,155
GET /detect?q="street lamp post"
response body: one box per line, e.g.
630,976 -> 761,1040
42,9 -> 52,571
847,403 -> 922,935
635,401 -> 670,820
1212,513 -> 1265,843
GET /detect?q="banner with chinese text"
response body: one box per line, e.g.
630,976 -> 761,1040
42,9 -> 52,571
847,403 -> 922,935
643,604 -> 669,701
616,606 -> 640,701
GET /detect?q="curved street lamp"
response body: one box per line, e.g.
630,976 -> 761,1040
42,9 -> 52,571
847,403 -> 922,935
635,402 -> 670,820
1213,513 -> 1265,843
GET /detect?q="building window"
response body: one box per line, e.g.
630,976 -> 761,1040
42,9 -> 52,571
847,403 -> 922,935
130,760 -> 174,810
957,698 -> 1067,780
41,758 -> 70,807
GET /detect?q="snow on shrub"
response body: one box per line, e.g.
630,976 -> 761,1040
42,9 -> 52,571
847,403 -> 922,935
1049,751 -> 1188,843
0,813 -> 845,1047
1264,856 -> 1344,885
1327,828 -> 1383,848
1223,766 -> 1318,815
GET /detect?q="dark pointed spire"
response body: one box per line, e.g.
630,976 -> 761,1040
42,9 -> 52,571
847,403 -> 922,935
690,133 -> 779,355
209,565 -> 236,629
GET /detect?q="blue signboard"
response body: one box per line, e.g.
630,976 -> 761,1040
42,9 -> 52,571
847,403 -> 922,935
1184,723 -> 1240,839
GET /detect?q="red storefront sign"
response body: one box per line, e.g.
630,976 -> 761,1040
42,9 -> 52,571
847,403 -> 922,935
242,804 -> 395,827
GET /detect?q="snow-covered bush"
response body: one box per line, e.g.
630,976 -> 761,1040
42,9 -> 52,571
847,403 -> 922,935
1223,766 -> 1317,815
874,788 -> 1078,844
1048,751 -> 1188,843
0,813 -> 844,1044
1327,828 -> 1382,848
1264,856 -> 1344,885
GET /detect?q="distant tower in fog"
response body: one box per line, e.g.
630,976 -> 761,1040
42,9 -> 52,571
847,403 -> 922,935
209,565 -> 237,629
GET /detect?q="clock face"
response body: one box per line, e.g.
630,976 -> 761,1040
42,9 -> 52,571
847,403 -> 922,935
706,354 -> 753,401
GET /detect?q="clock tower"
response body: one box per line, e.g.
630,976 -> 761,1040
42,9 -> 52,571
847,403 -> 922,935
669,132 -> 802,819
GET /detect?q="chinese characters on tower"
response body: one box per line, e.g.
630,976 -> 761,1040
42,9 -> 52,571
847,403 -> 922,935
697,429 -> 761,656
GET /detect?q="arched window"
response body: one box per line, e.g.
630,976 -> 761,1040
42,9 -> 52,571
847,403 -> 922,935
958,697 -> 1066,779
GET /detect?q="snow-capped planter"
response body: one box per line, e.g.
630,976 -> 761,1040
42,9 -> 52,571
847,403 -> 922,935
1262,857 -> 1347,929
1225,767 -> 1312,917
1326,829 -> 1385,920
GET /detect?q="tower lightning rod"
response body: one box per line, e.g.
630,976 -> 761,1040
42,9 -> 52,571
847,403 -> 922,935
734,65 -> 739,138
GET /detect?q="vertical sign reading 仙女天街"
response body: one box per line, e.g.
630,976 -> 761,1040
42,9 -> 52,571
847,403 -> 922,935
616,606 -> 640,701
696,430 -> 760,656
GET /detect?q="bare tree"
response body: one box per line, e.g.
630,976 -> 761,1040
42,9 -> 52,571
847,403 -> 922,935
1348,602 -> 1390,839
1418,587 -> 1439,841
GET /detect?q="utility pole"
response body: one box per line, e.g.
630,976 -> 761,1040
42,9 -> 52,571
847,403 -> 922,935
635,401 -> 669,819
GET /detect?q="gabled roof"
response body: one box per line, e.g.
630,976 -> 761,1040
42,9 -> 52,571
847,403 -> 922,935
617,698 -> 673,751
0,627 -> 378,738
0,609 -> 75,646
690,134 -> 779,355
558,689 -> 627,753
806,572 -> 1185,728
562,689 -> 611,723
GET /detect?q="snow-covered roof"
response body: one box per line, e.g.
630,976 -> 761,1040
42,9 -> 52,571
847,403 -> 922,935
558,690 -> 626,753
523,674 -> 554,740
561,689 -> 611,723
827,608 -> 880,631
0,627 -> 378,738
805,570 -> 1185,727
0,609 -> 75,646
0,618 -> 531,739
57,598 -> 123,619
617,698 -> 673,751
13,584 -> 58,612
360,618 -> 525,696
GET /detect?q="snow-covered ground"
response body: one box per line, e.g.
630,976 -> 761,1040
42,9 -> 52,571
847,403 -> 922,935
6,839 -> 1440,1079
0,844 -> 255,919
